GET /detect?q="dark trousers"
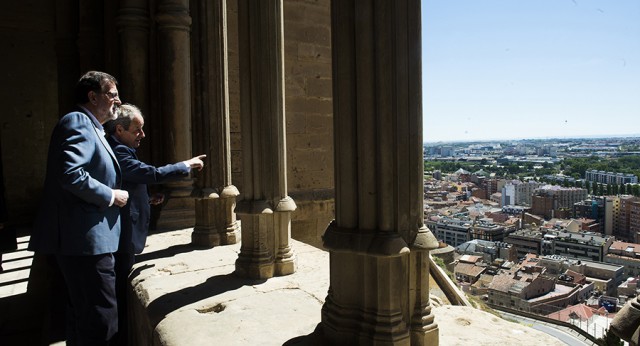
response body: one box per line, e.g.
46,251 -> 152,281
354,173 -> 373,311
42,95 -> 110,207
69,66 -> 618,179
113,249 -> 135,346
56,253 -> 118,346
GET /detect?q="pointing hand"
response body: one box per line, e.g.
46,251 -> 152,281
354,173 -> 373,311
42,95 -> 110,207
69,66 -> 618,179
185,154 -> 206,171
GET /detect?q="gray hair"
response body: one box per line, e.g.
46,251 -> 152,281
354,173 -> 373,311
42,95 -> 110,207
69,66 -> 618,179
104,103 -> 143,136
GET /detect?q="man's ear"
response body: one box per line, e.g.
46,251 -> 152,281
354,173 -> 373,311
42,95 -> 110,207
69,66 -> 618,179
88,91 -> 98,105
115,124 -> 125,134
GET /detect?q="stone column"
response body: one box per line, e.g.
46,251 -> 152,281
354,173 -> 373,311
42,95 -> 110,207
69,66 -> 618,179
190,0 -> 240,247
235,0 -> 296,279
116,0 -> 150,116
611,296 -> 640,346
155,0 -> 196,230
321,1 -> 439,345
55,0 -> 79,113
78,1 -> 105,72
117,1 -> 151,160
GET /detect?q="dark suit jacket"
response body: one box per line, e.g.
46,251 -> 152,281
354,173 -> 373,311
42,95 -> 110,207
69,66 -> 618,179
29,109 -> 122,255
107,136 -> 190,254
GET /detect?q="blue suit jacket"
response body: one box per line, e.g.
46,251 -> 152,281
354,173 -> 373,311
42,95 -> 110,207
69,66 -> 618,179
107,136 -> 190,254
30,109 -> 122,255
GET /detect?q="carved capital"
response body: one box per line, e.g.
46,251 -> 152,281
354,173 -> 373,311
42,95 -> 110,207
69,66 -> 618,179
322,220 -> 410,257
157,3 -> 192,32
116,8 -> 150,32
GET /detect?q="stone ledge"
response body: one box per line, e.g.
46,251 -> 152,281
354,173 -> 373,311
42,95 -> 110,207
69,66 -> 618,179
129,229 -> 574,345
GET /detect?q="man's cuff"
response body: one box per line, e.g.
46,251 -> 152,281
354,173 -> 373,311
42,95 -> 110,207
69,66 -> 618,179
109,190 -> 115,207
181,161 -> 192,171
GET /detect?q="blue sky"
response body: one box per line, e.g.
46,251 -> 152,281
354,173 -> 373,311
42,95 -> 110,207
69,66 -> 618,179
422,0 -> 640,143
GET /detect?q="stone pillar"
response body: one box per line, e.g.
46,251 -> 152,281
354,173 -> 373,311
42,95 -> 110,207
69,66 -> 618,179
55,0 -> 79,114
611,296 -> 640,346
235,0 -> 296,279
155,0 -> 196,230
321,1 -> 439,345
190,0 -> 240,247
116,0 -> 150,114
78,1 -> 105,72
117,1 -> 151,161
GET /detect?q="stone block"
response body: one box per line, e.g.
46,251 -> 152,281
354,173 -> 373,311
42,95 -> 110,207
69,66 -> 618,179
286,112 -> 307,135
284,75 -> 306,98
291,199 -> 334,249
306,78 -> 332,98
230,150 -> 242,173
290,170 -> 333,190
289,61 -> 331,81
286,97 -> 332,114
284,0 -> 330,26
289,149 -> 329,172
305,113 -> 333,134
229,134 -> 242,151
286,24 -> 330,46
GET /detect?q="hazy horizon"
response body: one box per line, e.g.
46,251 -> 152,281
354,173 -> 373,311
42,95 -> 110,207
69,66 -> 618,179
423,133 -> 640,144
422,0 -> 640,143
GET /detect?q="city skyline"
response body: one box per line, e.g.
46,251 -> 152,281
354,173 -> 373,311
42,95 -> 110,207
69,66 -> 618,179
422,0 -> 640,143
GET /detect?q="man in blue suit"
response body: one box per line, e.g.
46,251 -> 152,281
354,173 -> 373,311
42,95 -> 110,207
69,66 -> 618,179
104,103 -> 205,345
29,71 -> 130,345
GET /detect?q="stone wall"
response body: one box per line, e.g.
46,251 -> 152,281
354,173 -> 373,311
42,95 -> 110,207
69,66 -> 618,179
0,2 -> 58,223
283,0 -> 334,248
227,0 -> 334,248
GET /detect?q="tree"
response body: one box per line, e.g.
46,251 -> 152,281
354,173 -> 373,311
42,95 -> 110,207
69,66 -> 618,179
596,183 -> 604,196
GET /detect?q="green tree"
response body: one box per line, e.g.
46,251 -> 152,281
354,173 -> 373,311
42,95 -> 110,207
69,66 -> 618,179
596,183 -> 603,196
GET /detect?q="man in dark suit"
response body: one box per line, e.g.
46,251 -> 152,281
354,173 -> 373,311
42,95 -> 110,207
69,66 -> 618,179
29,71 -> 130,346
104,103 -> 205,345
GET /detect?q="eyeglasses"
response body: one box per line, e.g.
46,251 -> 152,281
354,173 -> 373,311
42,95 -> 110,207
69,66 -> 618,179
103,91 -> 120,100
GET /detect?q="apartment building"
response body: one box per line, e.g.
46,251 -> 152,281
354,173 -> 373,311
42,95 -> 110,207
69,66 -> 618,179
585,170 -> 638,185
531,185 -> 588,220
504,229 -> 544,258
616,196 -> 640,243
605,241 -> 640,278
488,254 -> 611,314
573,196 -> 614,236
544,230 -> 614,262
426,217 -> 472,247
501,180 -> 544,207
487,266 -> 556,312
569,260 -> 624,296
456,239 -> 518,263
469,219 -> 512,242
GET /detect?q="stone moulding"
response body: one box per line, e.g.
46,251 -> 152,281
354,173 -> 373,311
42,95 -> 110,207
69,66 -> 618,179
323,220 -> 439,256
